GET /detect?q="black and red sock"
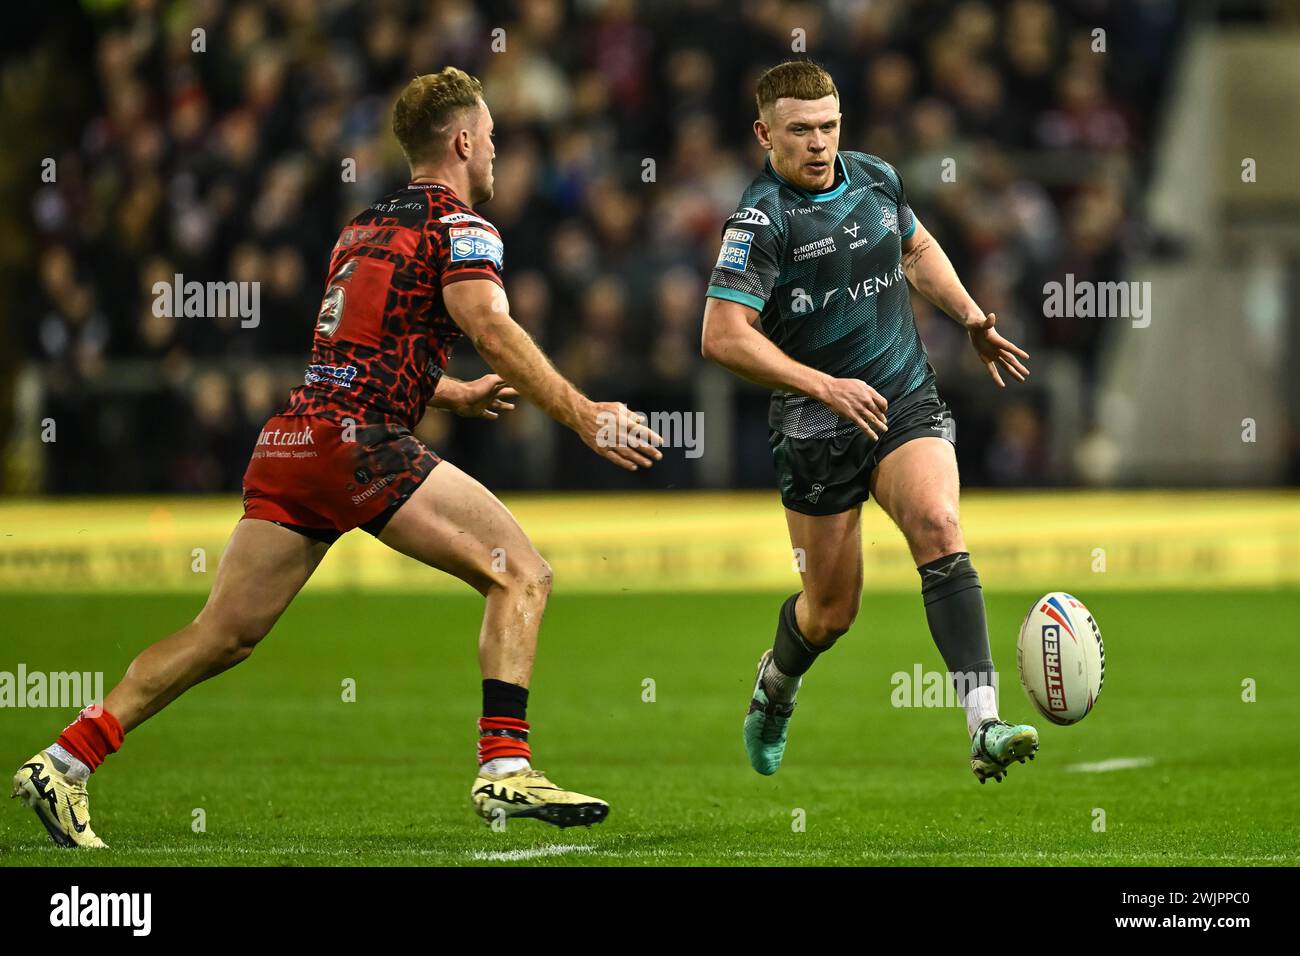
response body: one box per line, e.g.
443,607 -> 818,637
477,679 -> 530,767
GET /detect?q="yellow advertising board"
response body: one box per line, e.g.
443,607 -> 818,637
0,490 -> 1297,593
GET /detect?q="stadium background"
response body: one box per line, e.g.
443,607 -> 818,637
1,0 -> 1298,869
1,0 -> 1297,594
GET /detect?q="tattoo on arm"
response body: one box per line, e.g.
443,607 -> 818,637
902,237 -> 932,273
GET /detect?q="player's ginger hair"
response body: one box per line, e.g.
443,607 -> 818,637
755,60 -> 839,117
392,67 -> 485,164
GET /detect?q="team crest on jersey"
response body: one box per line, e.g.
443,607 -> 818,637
448,226 -> 504,269
716,228 -> 753,271
728,206 -> 770,227
882,208 -> 899,236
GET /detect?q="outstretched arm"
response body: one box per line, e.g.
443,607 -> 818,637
901,218 -> 1030,387
443,279 -> 662,470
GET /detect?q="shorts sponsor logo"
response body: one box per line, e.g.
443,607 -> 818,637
792,236 -> 836,261
929,411 -> 956,442
256,426 -> 314,447
806,482 -> 824,504
253,425 -> 318,460
728,206 -> 770,226
716,229 -> 753,272
448,226 -> 504,269
304,363 -> 359,388
351,472 -> 396,505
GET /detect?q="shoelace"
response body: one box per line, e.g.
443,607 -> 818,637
68,782 -> 92,810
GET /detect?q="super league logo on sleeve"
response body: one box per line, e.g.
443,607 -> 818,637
448,227 -> 504,269
716,228 -> 754,272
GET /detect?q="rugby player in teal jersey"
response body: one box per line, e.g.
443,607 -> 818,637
702,61 -> 1038,783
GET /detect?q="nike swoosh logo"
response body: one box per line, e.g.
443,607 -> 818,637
66,797 -> 87,833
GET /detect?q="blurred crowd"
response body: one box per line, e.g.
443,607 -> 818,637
18,0 -> 1182,494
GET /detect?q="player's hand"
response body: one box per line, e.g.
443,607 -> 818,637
450,374 -> 519,419
576,401 -> 664,471
822,377 -> 890,440
966,312 -> 1030,388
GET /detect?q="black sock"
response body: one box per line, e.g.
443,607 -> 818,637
771,592 -> 833,679
917,553 -> 996,696
482,678 -> 529,721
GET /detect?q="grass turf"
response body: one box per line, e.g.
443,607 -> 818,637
1,588 -> 1297,866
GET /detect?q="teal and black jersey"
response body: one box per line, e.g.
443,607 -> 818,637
706,150 -> 934,439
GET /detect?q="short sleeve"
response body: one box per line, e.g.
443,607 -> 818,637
432,218 -> 505,287
890,164 -> 916,241
705,208 -> 783,313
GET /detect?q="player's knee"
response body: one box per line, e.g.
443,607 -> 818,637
197,611 -> 272,667
909,506 -> 963,555
499,554 -> 552,607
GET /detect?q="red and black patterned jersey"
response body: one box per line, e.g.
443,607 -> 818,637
280,182 -> 505,429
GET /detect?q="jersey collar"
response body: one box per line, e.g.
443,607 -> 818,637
766,153 -> 849,202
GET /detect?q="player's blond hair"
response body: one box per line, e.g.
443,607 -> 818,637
392,67 -> 485,163
755,61 -> 839,117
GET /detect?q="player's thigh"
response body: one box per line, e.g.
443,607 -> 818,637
869,437 -> 964,562
784,505 -> 864,609
198,518 -> 330,641
378,460 -> 547,595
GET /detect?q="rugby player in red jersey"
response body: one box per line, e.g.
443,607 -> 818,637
12,68 -> 661,845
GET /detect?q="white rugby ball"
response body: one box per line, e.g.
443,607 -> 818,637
1017,592 -> 1104,725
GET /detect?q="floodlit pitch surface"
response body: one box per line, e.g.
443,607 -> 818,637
2,589 -> 1296,866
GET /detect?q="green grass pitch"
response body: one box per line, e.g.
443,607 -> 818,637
2,588 -> 1297,866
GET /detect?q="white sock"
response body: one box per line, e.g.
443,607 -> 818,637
962,684 -> 1000,738
481,757 -> 530,776
46,743 -> 91,784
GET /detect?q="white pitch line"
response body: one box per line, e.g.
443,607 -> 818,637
1064,756 -> 1155,773
466,844 -> 596,863
5,843 -> 1293,865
